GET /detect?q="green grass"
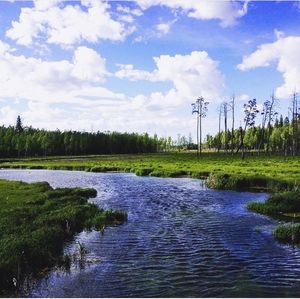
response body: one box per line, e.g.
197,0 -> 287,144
274,223 -> 300,244
247,191 -> 300,215
248,191 -> 300,244
0,180 -> 127,293
1,152 -> 299,191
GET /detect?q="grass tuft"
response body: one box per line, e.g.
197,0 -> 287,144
0,179 -> 127,293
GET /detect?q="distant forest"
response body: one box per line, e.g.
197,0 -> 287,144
0,116 -> 173,157
205,115 -> 299,156
187,94 -> 300,157
2,93 -> 300,158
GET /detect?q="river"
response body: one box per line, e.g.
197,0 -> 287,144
0,169 -> 300,297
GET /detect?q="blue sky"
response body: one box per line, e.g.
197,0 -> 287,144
0,0 -> 299,139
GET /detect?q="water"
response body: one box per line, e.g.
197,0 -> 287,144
1,169 -> 300,297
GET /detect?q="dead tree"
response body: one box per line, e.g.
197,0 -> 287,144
237,99 -> 259,159
291,92 -> 299,156
192,97 -> 209,157
229,95 -> 235,154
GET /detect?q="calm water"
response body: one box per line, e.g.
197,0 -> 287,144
1,169 -> 300,297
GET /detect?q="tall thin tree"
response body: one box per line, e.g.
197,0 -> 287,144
230,95 -> 235,154
217,104 -> 222,153
192,97 -> 209,157
237,99 -> 259,159
222,101 -> 229,153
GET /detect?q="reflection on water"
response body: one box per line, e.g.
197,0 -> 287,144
1,169 -> 300,297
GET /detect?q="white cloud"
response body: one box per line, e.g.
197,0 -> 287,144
0,41 -> 109,102
135,0 -> 248,27
237,35 -> 300,98
72,46 -> 108,82
115,64 -> 156,81
6,0 -> 131,47
116,4 -> 143,17
116,51 -> 225,105
156,20 -> 175,35
0,40 -> 199,137
236,94 -> 250,101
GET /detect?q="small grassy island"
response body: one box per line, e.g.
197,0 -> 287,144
248,191 -> 300,244
0,179 -> 127,294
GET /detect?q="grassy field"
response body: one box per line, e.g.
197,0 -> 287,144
1,152 -> 299,191
0,179 -> 127,294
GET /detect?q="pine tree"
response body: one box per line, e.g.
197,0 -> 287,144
15,115 -> 23,133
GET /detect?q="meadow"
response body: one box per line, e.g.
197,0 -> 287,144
0,179 -> 127,294
1,152 -> 299,191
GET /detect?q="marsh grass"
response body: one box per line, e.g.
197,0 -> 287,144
247,191 -> 300,215
0,179 -> 127,293
273,223 -> 300,244
1,153 -> 299,192
248,191 -> 300,244
207,173 -> 293,192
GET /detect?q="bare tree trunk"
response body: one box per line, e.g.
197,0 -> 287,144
295,93 -> 298,155
200,113 -> 202,156
218,105 -> 221,153
197,113 -> 199,158
224,102 -> 228,153
292,93 -> 296,156
231,95 -> 235,155
266,94 -> 275,155
241,124 -> 247,160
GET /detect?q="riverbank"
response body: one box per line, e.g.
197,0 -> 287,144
0,179 -> 127,295
248,191 -> 300,244
0,153 -> 299,191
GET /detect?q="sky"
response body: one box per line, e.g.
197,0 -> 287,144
0,0 -> 300,140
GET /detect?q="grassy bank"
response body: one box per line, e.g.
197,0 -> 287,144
0,179 -> 127,294
248,191 -> 300,244
0,153 -> 299,191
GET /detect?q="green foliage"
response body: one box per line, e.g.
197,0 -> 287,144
0,125 -> 162,158
90,166 -> 122,172
134,168 -> 153,176
0,180 -> 127,293
205,116 -> 299,155
248,191 -> 300,215
274,224 -> 300,244
207,173 -> 293,191
248,191 -> 300,244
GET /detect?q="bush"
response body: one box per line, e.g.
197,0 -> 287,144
274,223 -> 300,243
247,191 -> 300,215
134,168 -> 153,176
207,172 -> 293,192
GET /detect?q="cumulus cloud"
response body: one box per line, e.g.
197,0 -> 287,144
0,40 -> 198,137
6,0 -> 132,47
135,0 -> 248,27
237,34 -> 300,98
0,41 -> 109,102
72,46 -> 108,81
116,51 -> 225,105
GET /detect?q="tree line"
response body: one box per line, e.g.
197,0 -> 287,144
203,93 -> 300,157
0,116 -> 172,157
